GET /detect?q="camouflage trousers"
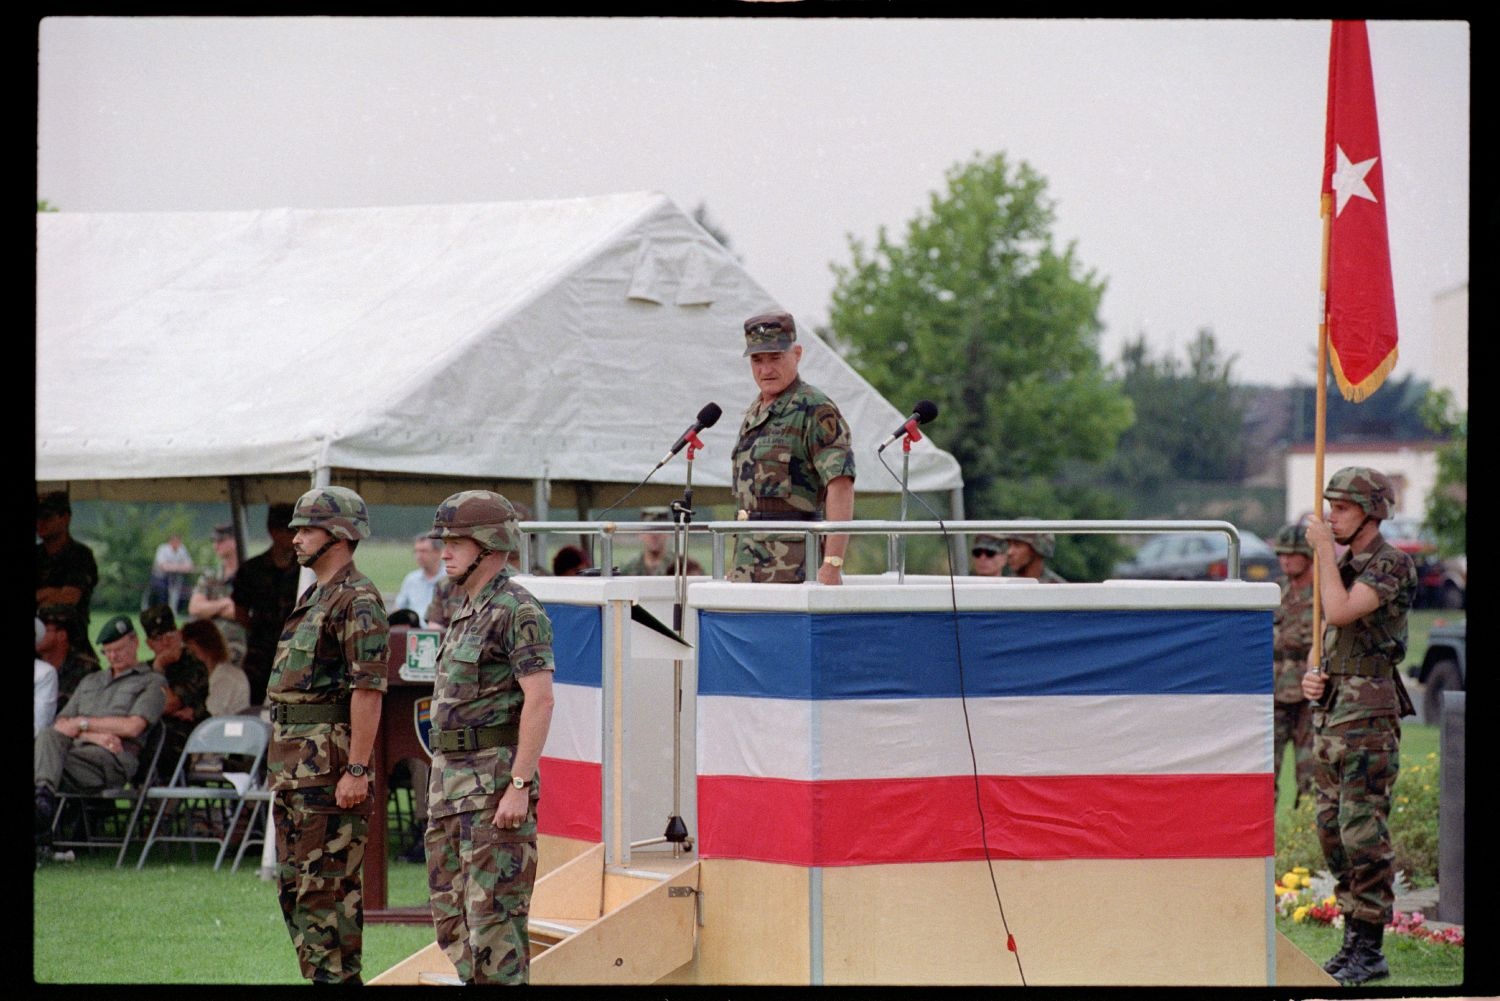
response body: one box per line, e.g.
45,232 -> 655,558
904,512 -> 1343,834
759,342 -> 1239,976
1272,698 -> 1315,803
1310,713 -> 1401,925
425,810 -> 539,985
729,534 -> 809,583
273,787 -> 368,984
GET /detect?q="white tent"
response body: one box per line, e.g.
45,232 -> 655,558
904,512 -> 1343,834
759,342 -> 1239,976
35,192 -> 963,516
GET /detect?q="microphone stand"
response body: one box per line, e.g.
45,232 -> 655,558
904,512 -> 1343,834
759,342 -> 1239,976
660,428 -> 703,856
897,423 -> 923,584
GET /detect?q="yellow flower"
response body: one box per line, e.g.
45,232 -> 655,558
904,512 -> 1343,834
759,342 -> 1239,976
1322,896 -> 1336,908
1281,871 -> 1299,888
1293,866 -> 1310,875
1293,906 -> 1309,923
1300,875 -> 1312,887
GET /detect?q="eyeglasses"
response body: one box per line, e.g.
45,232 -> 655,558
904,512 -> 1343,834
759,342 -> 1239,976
972,548 -> 999,558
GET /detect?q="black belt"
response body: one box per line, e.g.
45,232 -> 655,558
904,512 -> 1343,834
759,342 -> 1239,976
270,703 -> 350,725
431,721 -> 521,753
743,511 -> 818,522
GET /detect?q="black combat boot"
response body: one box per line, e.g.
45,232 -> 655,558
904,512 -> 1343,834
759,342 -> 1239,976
1322,920 -> 1357,977
1336,918 -> 1390,986
35,785 -> 57,843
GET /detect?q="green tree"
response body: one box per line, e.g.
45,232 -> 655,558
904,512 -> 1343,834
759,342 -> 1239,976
826,153 -> 1132,577
1419,388 -> 1466,556
80,504 -> 208,611
1109,328 -> 1248,487
38,198 -> 58,212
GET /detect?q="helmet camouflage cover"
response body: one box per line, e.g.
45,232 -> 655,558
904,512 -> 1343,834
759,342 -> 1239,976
995,530 -> 1056,559
288,486 -> 371,541
1324,466 -> 1395,520
429,490 -> 520,553
1272,522 -> 1313,556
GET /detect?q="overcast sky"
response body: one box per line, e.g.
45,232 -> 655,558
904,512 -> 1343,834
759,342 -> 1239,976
36,16 -> 1469,388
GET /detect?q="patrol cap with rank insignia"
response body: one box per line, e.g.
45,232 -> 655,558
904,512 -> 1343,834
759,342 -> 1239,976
140,603 -> 177,638
743,310 -> 797,356
96,614 -> 137,646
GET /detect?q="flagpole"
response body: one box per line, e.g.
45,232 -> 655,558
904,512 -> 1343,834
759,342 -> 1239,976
1313,194 -> 1332,672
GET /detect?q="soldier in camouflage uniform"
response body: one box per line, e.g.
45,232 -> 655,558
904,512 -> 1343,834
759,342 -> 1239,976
994,529 -> 1066,583
620,506 -> 672,576
970,534 -> 1006,577
188,523 -> 249,674
266,486 -> 389,986
423,490 -> 555,985
141,603 -> 210,767
1300,467 -> 1416,987
730,311 -> 856,584
1271,522 -> 1315,806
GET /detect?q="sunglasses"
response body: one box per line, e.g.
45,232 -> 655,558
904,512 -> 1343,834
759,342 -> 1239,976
972,547 -> 1000,558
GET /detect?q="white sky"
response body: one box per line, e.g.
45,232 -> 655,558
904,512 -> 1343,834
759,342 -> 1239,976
36,16 -> 1469,388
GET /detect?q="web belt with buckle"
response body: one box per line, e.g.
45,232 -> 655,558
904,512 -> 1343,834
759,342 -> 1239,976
431,721 -> 521,753
270,703 -> 351,725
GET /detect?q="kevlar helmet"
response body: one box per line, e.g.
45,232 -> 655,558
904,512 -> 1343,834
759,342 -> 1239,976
1324,467 -> 1395,520
428,490 -> 521,553
288,486 -> 371,541
1272,522 -> 1313,556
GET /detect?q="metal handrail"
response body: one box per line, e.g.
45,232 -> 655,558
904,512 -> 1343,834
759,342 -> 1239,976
520,519 -> 1249,581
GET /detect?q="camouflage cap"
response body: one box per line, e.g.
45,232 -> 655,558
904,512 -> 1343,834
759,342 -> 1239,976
1324,466 -> 1395,520
37,491 -> 72,517
743,310 -> 797,356
994,530 -> 1056,559
96,614 -> 137,647
1272,522 -> 1313,556
428,490 -> 521,553
971,534 -> 1006,553
288,486 -> 371,541
140,603 -> 177,638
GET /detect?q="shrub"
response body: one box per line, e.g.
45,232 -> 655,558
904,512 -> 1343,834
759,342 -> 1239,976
78,504 -> 210,611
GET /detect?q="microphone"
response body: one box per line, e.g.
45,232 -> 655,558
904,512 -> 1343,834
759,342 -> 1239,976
876,400 -> 939,452
657,402 -> 723,467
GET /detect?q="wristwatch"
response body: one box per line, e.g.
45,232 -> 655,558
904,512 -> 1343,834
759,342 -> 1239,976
344,762 -> 369,778
511,775 -> 532,790
822,555 -> 844,568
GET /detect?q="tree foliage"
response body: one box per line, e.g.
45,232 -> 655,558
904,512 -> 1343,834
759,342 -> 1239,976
825,152 -> 1133,579
1419,388 -> 1466,556
80,504 -> 209,611
1109,328 -> 1248,487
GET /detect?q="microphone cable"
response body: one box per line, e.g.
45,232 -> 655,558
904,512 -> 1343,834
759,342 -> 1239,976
876,447 -> 1027,986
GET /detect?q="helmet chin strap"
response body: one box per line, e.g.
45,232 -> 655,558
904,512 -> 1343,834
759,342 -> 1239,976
1334,514 -> 1373,547
297,535 -> 340,569
451,546 -> 498,587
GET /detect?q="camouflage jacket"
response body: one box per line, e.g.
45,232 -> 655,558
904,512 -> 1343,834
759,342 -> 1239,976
157,647 -> 210,724
1273,579 -> 1314,703
732,377 -> 856,515
266,563 -> 389,791
1319,534 -> 1416,725
426,574 -> 466,632
427,568 -> 554,822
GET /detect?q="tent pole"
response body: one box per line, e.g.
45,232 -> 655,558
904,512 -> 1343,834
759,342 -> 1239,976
532,476 -> 549,574
949,486 -> 967,574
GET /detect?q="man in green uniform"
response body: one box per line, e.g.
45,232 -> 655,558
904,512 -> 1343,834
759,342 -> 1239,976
729,310 -> 856,584
970,533 -> 1007,577
35,603 -> 100,714
1271,522 -> 1315,806
1300,467 -> 1416,986
423,490 -> 556,985
266,486 -> 389,986
994,529 -> 1066,583
620,506 -> 672,576
36,491 -> 99,625
34,614 -> 166,856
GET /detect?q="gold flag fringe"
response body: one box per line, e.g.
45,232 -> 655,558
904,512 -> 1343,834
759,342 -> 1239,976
1329,343 -> 1399,402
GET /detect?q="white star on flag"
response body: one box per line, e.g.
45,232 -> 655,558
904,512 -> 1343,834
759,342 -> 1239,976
1331,143 -> 1378,215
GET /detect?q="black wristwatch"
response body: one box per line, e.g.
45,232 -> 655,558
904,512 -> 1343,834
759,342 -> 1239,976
344,762 -> 369,778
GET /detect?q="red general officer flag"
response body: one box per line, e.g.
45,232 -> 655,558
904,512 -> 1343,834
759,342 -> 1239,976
1321,20 -> 1398,401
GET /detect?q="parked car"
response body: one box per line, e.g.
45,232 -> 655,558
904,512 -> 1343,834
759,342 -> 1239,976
1382,516 -> 1465,609
1408,618 -> 1465,725
1110,531 -> 1282,583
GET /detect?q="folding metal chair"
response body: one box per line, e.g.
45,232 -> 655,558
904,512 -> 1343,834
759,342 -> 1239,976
229,786 -> 273,874
48,720 -> 169,868
134,714 -> 270,871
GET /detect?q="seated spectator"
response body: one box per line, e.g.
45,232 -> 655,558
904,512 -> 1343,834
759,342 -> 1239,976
36,618 -> 58,737
181,619 -> 252,718
35,615 -> 166,853
141,604 -> 209,767
36,604 -> 100,714
189,523 -> 248,673
147,533 -> 195,614
552,544 -> 591,577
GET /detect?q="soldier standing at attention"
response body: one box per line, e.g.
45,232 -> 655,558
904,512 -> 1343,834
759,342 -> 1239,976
1300,467 -> 1416,987
729,310 -> 856,584
423,491 -> 556,985
1271,522 -> 1316,806
266,486 -> 389,987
